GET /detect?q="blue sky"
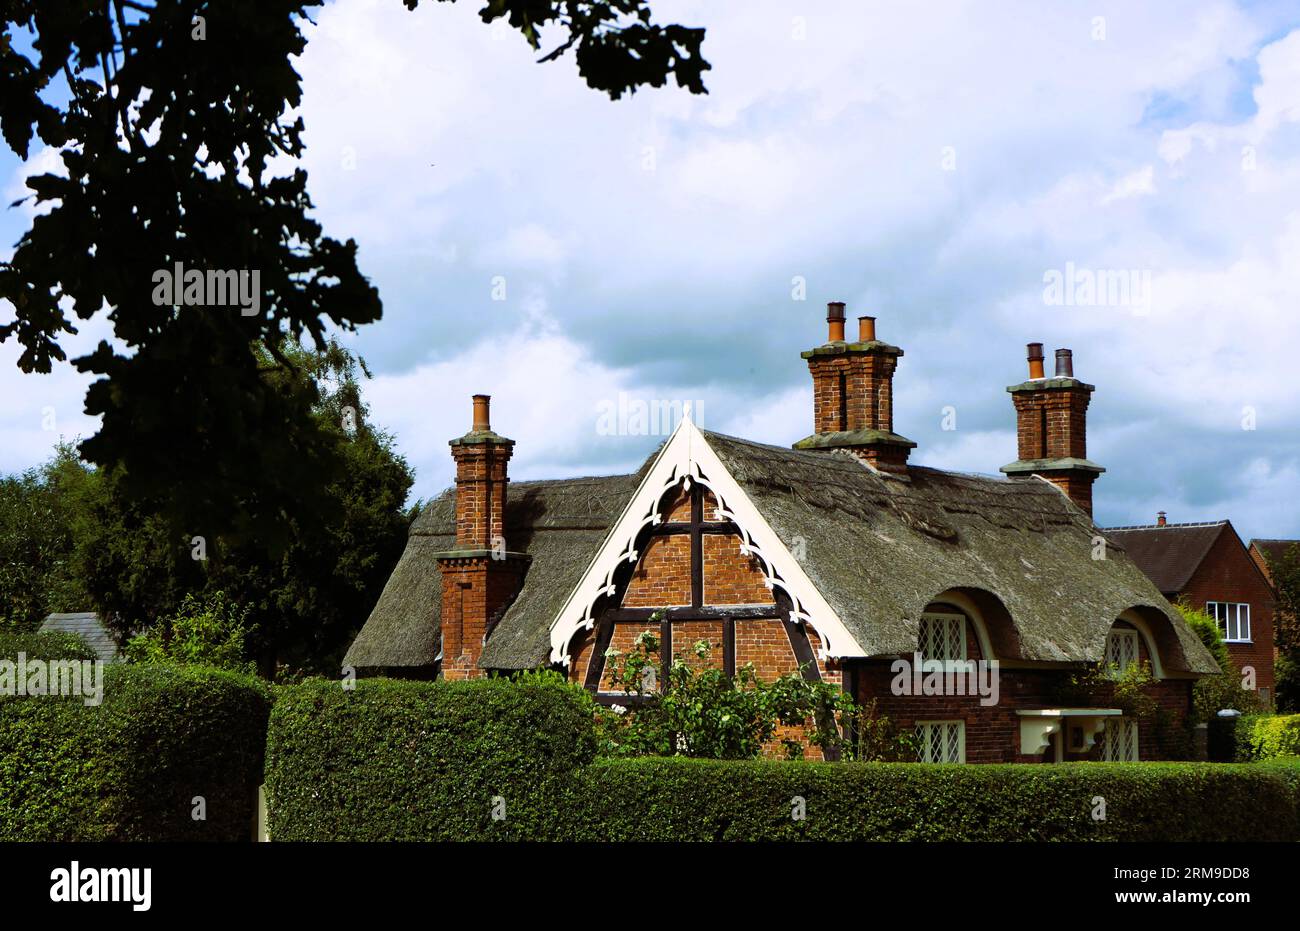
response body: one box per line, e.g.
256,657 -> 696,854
3,0 -> 1300,542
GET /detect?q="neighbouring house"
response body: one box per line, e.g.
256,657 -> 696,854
1249,538 -> 1300,587
1104,518 -> 1275,705
38,612 -> 122,663
346,303 -> 1219,763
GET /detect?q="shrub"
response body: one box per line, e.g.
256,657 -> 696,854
0,629 -> 98,662
0,664 -> 270,840
264,673 -> 597,841
566,757 -> 1300,842
598,625 -> 855,760
125,591 -> 254,673
1223,714 -> 1300,762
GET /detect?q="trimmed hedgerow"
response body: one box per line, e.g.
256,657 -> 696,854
0,629 -> 98,662
565,757 -> 1300,842
264,675 -> 598,841
0,664 -> 271,841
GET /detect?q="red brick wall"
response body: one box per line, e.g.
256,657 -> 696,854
854,616 -> 1194,762
1178,529 -> 1276,696
703,533 -> 774,605
622,535 -> 692,607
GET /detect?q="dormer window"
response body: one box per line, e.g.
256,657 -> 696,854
918,612 -> 967,666
1105,627 -> 1140,677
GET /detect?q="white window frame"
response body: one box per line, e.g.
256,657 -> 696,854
1105,627 -> 1140,677
1101,717 -> 1139,762
1206,602 -> 1251,643
917,612 -> 968,670
915,720 -> 965,764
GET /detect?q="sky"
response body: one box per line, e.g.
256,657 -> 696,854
2,0 -> 1300,542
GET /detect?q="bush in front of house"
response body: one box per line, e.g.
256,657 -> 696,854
264,672 -> 598,841
565,757 -> 1300,841
0,629 -> 99,662
1222,714 -> 1300,762
0,664 -> 271,841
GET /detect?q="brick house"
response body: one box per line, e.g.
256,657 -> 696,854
347,303 -> 1218,762
1105,518 -> 1276,704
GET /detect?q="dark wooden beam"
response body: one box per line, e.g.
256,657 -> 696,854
604,605 -> 780,622
582,618 -> 616,692
782,617 -> 821,682
723,616 -> 736,676
651,521 -> 737,536
690,484 -> 703,610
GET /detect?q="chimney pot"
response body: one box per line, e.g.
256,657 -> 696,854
858,315 -> 876,342
1055,348 -> 1074,378
827,301 -> 846,342
1157,511 -> 1167,526
1027,342 -> 1045,380
472,393 -> 491,432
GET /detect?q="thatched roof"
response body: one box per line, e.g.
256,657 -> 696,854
1103,521 -> 1228,593
703,432 -> 1216,673
343,472 -> 642,671
346,429 -> 1218,676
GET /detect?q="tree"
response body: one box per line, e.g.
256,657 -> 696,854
0,443 -> 91,629
0,339 -> 415,675
0,2 -> 707,550
1265,544 -> 1300,712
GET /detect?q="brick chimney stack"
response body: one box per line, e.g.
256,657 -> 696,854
795,302 -> 916,475
1000,344 -> 1105,515
435,395 -> 530,680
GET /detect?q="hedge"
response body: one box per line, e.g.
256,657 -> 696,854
0,629 -> 99,662
0,664 -> 271,841
264,676 -> 597,840
566,757 -> 1300,841
1209,713 -> 1300,762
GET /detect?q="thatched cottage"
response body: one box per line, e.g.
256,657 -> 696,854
346,303 -> 1218,763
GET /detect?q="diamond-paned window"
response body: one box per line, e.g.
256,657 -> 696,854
918,613 -> 966,664
1105,628 -> 1140,676
1101,717 -> 1138,762
915,720 -> 965,763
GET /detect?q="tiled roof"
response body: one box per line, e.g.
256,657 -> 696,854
37,612 -> 122,663
1102,522 -> 1228,594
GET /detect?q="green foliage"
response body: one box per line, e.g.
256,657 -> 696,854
566,757 -> 1300,841
1,339 -> 416,678
597,625 -> 855,760
843,698 -> 918,762
0,629 -> 98,662
0,444 -> 91,629
1176,603 -> 1264,721
1221,714 -> 1300,762
1265,544 -> 1300,712
264,675 -> 598,841
0,665 -> 270,841
125,592 -> 254,673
